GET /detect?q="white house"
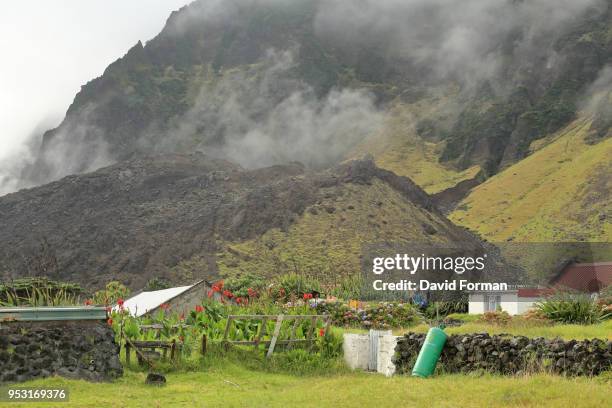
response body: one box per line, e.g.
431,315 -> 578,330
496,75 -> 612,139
468,261 -> 612,315
468,288 -> 545,315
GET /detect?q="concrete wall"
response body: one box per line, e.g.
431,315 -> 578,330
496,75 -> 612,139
468,293 -> 485,314
377,334 -> 398,377
469,292 -> 538,315
343,332 -> 399,376
500,293 -> 519,315
517,298 -> 539,314
343,333 -> 369,370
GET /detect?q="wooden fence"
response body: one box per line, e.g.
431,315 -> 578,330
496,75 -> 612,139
222,314 -> 330,357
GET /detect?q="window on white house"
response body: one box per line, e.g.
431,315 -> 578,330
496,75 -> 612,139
484,294 -> 501,312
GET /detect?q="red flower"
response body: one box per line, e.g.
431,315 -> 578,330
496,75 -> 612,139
195,305 -> 204,313
212,280 -> 224,292
222,290 -> 233,298
319,328 -> 325,337
117,298 -> 124,307
207,290 -> 214,298
303,293 -> 313,300
84,299 -> 93,306
247,288 -> 257,298
160,303 -> 170,310
107,318 -> 113,326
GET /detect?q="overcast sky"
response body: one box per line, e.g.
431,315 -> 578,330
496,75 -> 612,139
0,0 -> 191,162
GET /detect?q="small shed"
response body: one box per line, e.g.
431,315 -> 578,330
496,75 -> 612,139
119,280 -> 213,317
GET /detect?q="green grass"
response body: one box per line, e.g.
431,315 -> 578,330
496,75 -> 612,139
336,317 -> 612,340
451,117 -> 612,242
2,320 -> 610,407
212,179 -> 461,283
354,101 -> 481,194
2,364 -> 610,408
407,319 -> 612,340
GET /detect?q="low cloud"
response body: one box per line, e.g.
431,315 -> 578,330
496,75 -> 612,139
159,49 -> 385,169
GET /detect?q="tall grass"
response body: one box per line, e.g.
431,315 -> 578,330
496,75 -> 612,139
536,292 -> 611,324
0,286 -> 81,306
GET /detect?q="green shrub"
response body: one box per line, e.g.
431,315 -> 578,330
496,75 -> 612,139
536,292 -> 611,324
93,281 -> 130,306
270,273 -> 321,301
144,277 -> 172,291
223,273 -> 266,298
317,329 -> 343,359
330,275 -> 363,300
423,299 -> 468,319
266,349 -> 346,375
0,278 -> 82,306
316,301 -> 418,329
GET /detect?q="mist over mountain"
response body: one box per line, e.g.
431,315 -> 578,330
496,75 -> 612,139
0,0 -> 610,288
2,0 -> 611,195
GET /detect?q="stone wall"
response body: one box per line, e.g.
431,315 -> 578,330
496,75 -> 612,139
394,332 -> 611,376
0,321 -> 123,384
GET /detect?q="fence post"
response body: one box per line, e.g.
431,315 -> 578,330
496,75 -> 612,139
266,315 -> 284,358
254,317 -> 268,350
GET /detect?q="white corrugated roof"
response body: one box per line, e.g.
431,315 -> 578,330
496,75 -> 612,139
117,284 -> 195,317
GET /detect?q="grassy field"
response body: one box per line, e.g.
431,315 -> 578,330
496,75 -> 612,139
450,117 -> 612,242
354,101 -> 481,194
213,178 -> 465,282
2,363 -> 610,408
407,319 -> 612,340
2,319 -> 610,408
340,320 -> 612,340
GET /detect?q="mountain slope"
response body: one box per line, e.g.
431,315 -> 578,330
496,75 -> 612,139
14,0 -> 612,192
0,155 -> 482,289
450,117 -> 612,242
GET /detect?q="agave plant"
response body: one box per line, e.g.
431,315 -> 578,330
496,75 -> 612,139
536,291 -> 611,324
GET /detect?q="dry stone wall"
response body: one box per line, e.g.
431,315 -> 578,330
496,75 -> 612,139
394,332 -> 611,376
0,321 -> 123,384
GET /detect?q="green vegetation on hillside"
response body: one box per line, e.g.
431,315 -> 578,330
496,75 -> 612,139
355,102 -> 481,194
215,179 -> 460,283
450,118 -> 612,242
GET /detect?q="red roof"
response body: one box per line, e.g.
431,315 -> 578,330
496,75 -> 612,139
517,288 -> 553,298
550,262 -> 612,293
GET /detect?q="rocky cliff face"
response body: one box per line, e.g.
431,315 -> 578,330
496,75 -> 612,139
17,0 -> 612,189
0,155 -> 482,289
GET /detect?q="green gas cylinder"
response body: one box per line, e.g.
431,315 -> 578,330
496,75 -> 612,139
411,326 -> 447,378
